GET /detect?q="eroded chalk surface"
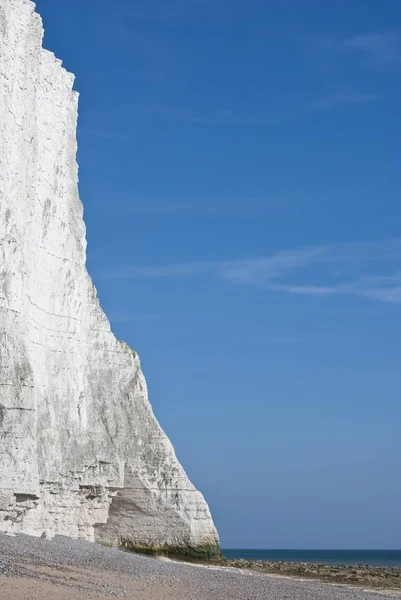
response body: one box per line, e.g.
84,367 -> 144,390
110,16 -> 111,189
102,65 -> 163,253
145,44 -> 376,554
0,0 -> 218,554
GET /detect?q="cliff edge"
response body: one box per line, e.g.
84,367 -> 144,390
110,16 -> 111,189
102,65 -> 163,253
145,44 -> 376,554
0,0 -> 219,556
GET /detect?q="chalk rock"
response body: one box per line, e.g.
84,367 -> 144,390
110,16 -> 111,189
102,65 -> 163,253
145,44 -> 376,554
0,0 -> 219,555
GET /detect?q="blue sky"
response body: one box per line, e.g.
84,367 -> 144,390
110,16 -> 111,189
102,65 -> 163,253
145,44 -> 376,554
37,0 -> 400,549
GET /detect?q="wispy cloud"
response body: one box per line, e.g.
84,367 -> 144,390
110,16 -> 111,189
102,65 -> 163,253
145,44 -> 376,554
342,32 -> 401,69
301,31 -> 401,71
97,239 -> 401,304
269,272 -> 401,303
311,90 -> 380,110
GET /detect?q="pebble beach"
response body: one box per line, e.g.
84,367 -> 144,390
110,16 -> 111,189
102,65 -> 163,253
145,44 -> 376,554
1,534 -> 400,600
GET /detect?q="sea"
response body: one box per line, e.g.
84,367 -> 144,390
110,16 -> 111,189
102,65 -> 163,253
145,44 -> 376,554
221,549 -> 401,566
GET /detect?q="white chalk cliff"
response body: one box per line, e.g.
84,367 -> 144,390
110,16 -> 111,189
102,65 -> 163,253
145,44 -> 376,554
0,0 -> 219,555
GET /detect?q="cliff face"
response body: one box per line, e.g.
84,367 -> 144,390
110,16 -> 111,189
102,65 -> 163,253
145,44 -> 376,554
0,0 -> 219,555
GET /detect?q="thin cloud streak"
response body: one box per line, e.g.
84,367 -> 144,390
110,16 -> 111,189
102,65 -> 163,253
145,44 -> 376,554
98,239 -> 401,304
301,31 -> 401,71
311,92 -> 380,110
342,32 -> 401,68
269,283 -> 338,296
361,287 -> 401,303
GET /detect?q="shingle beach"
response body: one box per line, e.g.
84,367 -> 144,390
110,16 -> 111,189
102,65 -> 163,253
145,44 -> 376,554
1,534 -> 400,600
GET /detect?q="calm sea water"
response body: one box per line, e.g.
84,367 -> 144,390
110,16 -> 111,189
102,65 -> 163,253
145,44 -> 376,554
222,549 -> 401,566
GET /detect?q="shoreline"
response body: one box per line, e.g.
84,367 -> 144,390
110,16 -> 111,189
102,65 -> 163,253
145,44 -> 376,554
219,557 -> 401,589
149,553 -> 401,590
0,534 -> 400,600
